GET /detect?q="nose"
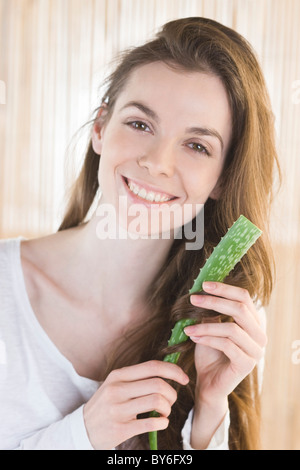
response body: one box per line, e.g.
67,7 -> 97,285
137,140 -> 176,178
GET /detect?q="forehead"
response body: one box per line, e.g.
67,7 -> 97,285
114,62 -> 232,147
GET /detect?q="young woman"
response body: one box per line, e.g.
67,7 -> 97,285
0,17 -> 281,450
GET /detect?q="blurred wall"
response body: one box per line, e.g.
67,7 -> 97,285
0,0 -> 300,449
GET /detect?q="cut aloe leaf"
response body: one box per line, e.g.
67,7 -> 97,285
163,318 -> 197,363
148,215 -> 262,450
189,215 -> 262,294
148,318 -> 196,450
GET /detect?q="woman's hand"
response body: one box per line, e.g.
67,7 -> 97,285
83,360 -> 189,449
184,281 -> 267,406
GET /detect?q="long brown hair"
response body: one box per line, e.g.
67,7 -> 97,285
58,17 -> 282,449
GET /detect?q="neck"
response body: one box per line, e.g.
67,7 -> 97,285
65,203 -> 175,324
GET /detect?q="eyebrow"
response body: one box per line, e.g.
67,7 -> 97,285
186,127 -> 224,151
120,101 -> 160,123
120,101 -> 224,150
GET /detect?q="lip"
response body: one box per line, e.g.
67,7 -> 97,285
121,175 -> 179,206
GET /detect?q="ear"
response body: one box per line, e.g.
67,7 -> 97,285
91,104 -> 109,155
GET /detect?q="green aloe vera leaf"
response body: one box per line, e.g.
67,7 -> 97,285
149,318 -> 196,450
189,215 -> 262,294
149,215 -> 262,450
163,318 -> 197,363
148,411 -> 159,450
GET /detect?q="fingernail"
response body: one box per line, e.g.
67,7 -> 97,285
184,326 -> 196,334
190,295 -> 205,305
184,375 -> 189,384
189,336 -> 199,343
203,281 -> 217,290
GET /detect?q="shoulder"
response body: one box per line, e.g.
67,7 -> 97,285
20,230 -> 69,274
20,238 -> 41,305
0,237 -> 26,325
19,232 -> 68,304
20,227 -> 79,269
0,236 -> 19,262
19,228 -> 82,310
0,236 -> 47,309
0,237 -> 24,286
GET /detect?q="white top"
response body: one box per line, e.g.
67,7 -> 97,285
0,237 -> 233,450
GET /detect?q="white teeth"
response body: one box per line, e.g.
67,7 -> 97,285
138,188 -> 147,199
145,192 -> 155,202
126,179 -> 173,203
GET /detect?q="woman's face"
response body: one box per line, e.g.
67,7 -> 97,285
93,62 -> 232,238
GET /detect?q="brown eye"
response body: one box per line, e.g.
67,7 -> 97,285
127,121 -> 151,132
188,142 -> 210,156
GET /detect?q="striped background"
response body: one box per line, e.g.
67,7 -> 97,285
0,0 -> 300,449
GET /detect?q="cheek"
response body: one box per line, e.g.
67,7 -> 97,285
102,129 -> 140,169
184,167 -> 221,202
97,129 -> 138,194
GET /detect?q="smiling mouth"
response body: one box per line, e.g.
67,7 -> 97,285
123,176 -> 178,203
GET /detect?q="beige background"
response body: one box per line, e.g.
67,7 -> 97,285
0,0 -> 300,449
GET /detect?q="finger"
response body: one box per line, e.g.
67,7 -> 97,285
201,281 -> 261,324
185,322 -> 264,361
190,293 -> 267,348
125,393 -> 172,420
195,336 -> 257,372
126,415 -> 169,439
119,377 -> 178,405
108,360 -> 189,385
